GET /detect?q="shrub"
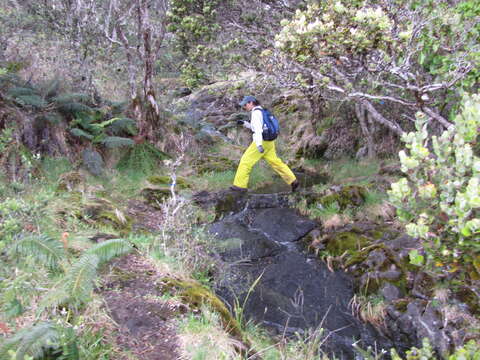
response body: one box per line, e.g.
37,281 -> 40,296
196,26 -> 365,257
388,94 -> 480,277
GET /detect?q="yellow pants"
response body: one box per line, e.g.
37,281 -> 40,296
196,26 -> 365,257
233,141 -> 296,189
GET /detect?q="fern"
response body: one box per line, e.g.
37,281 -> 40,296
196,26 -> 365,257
14,95 -> 47,109
7,86 -> 37,97
10,234 -> 65,270
0,73 -> 22,87
39,241 -> 132,312
56,102 -> 92,116
42,79 -> 61,100
107,117 -> 138,136
85,238 -> 132,263
42,112 -> 63,124
116,143 -> 170,174
0,322 -> 60,359
64,254 -> 99,305
101,136 -> 134,148
37,287 -> 71,314
70,128 -> 94,140
52,93 -> 89,105
108,100 -> 129,115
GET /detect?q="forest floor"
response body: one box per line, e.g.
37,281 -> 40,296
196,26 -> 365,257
100,254 -> 181,360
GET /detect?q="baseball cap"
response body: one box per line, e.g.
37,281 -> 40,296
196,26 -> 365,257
239,95 -> 257,107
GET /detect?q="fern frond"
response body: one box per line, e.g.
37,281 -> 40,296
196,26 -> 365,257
37,287 -> 71,314
116,143 -> 170,174
36,112 -> 63,125
107,117 -> 138,136
43,79 -> 61,100
52,93 -> 89,105
0,73 -> 22,87
70,128 -> 94,140
10,234 -> 65,270
7,86 -> 37,97
57,102 -> 92,116
101,136 -> 135,148
108,100 -> 129,115
0,322 -> 60,359
86,239 -> 132,263
64,254 -> 99,304
14,94 -> 47,109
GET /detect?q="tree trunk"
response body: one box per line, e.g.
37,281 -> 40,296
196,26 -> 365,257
355,103 -> 375,158
141,19 -> 160,142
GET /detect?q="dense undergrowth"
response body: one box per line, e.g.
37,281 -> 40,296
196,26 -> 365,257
0,141 -> 479,359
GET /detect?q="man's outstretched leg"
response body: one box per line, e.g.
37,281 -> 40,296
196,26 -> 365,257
263,141 -> 299,192
232,142 -> 263,191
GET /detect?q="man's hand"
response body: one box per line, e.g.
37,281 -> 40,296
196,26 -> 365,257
257,145 -> 264,153
237,120 -> 244,125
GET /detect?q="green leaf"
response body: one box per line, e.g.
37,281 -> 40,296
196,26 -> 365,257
101,136 -> 135,148
85,239 -> 132,263
409,249 -> 424,266
70,128 -> 94,140
0,322 -> 60,360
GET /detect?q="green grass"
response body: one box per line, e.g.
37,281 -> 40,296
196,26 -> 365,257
328,158 -> 380,183
178,307 -> 240,360
40,157 -> 73,183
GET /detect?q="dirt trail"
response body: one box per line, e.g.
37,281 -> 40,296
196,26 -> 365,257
101,254 -> 181,360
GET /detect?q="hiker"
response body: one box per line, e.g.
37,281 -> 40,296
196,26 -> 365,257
230,95 -> 299,192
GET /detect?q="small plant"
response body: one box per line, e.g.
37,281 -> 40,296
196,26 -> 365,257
391,338 -> 480,359
388,94 -> 480,277
38,239 -> 132,313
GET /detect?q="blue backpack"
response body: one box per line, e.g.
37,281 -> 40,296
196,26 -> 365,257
256,108 -> 279,141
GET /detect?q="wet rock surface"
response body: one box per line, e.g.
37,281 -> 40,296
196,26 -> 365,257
209,196 -> 391,358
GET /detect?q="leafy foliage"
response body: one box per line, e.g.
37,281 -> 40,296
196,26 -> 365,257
0,321 -> 82,360
0,322 -> 60,360
391,337 -> 480,359
101,136 -> 135,148
116,143 -> 170,175
9,233 -> 66,270
39,239 -> 132,311
85,238 -> 133,263
388,94 -> 480,277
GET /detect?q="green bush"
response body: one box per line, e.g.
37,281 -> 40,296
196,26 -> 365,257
388,94 -> 480,277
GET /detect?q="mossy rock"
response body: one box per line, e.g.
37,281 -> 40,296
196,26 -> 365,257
147,175 -> 191,189
57,171 -> 86,192
319,185 -> 367,210
325,231 -> 372,257
83,198 -> 132,234
215,191 -> 248,220
456,286 -> 480,316
163,278 -> 243,339
141,186 -> 171,208
194,156 -> 236,174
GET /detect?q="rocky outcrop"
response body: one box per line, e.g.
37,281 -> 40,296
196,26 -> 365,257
207,192 -> 392,359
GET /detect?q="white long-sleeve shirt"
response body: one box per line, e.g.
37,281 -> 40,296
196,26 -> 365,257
244,106 -> 264,147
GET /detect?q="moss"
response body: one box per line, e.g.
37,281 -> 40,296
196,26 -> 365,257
141,186 -> 171,207
319,185 -> 367,210
344,244 -> 385,267
83,198 -> 132,234
456,286 -> 480,316
57,171 -> 85,192
325,231 -> 371,256
392,298 -> 409,312
214,192 -> 246,220
163,278 -> 243,339
147,175 -> 191,189
194,156 -> 236,174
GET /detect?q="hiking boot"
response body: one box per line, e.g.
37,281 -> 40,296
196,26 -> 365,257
229,185 -> 248,193
291,180 -> 300,193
